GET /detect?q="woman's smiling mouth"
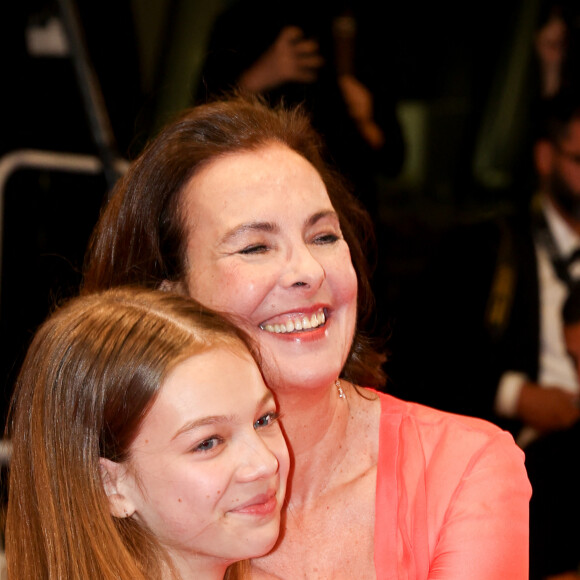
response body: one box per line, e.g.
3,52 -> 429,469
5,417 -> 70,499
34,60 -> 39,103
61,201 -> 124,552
259,308 -> 326,334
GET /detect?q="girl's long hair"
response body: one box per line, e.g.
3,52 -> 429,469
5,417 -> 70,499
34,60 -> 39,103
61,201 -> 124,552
5,286 -> 255,579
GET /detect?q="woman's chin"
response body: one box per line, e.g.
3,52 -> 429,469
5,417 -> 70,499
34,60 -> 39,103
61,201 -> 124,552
261,362 -> 343,393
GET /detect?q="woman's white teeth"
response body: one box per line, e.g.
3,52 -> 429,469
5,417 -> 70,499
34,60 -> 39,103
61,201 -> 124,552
262,311 -> 326,333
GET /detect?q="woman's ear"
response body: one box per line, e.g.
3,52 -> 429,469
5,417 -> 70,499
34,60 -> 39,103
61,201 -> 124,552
159,279 -> 188,295
99,457 -> 137,519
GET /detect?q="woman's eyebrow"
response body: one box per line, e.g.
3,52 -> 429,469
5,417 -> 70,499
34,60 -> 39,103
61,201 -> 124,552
220,221 -> 278,244
220,209 -> 339,245
305,210 -> 339,228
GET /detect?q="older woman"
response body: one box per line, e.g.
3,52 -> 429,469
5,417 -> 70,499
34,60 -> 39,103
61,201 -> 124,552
6,287 -> 289,580
83,95 -> 531,578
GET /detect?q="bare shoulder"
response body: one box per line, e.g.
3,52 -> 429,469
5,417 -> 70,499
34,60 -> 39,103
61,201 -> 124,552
350,385 -> 381,425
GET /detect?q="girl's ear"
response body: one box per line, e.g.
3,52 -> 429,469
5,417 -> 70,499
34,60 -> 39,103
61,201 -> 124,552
99,457 -> 137,519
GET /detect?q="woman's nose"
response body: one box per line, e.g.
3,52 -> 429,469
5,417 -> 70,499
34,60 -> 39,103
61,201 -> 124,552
279,244 -> 325,290
236,434 -> 280,483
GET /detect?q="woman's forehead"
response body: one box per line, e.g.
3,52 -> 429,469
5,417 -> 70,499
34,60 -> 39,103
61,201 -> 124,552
179,144 -> 332,223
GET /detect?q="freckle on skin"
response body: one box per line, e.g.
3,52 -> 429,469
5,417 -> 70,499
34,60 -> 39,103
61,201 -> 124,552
217,490 -> 221,495
178,498 -> 182,503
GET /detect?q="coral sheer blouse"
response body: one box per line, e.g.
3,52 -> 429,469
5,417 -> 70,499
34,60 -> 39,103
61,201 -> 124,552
373,392 -> 531,579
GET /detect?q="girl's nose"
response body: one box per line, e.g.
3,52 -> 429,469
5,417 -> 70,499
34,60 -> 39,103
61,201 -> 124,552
235,433 -> 280,483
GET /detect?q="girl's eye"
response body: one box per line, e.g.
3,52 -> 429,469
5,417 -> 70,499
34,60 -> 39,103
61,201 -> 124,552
254,412 -> 280,430
239,244 -> 269,255
313,233 -> 339,245
193,436 -> 222,453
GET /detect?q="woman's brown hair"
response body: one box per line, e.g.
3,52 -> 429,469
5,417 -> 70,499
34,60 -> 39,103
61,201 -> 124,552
83,93 -> 386,386
5,286 -> 254,579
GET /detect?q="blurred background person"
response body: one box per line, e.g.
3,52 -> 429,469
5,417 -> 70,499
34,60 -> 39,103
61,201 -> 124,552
524,283 -> 580,580
195,0 -> 405,221
391,90 -> 580,438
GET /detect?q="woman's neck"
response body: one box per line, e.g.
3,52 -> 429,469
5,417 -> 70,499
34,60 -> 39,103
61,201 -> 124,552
274,380 -> 352,507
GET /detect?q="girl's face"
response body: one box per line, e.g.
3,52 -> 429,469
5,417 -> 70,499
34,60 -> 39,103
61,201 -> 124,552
118,345 -> 289,574
178,144 -> 358,391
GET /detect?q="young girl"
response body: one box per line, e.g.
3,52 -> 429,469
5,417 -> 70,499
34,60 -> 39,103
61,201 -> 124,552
4,286 -> 289,579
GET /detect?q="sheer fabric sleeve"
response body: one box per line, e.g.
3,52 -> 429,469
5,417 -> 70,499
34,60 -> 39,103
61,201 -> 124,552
426,431 -> 530,579
373,394 -> 531,579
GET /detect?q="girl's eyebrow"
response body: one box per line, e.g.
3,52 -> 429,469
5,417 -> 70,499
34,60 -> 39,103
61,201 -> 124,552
171,391 -> 275,440
172,414 -> 234,440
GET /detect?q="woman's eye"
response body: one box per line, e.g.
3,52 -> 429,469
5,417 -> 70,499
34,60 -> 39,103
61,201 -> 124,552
239,244 -> 269,255
193,436 -> 222,453
313,233 -> 339,245
254,412 -> 280,429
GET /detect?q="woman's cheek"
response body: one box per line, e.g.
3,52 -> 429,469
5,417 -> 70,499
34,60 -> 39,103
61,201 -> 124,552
333,250 -> 358,303
186,263 -> 248,311
212,268 -> 277,327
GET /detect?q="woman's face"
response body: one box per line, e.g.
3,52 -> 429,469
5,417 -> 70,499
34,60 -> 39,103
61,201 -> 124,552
178,144 -> 358,390
121,346 -> 289,572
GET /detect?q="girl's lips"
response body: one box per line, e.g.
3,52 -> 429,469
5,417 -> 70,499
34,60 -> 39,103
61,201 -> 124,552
230,492 -> 278,516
